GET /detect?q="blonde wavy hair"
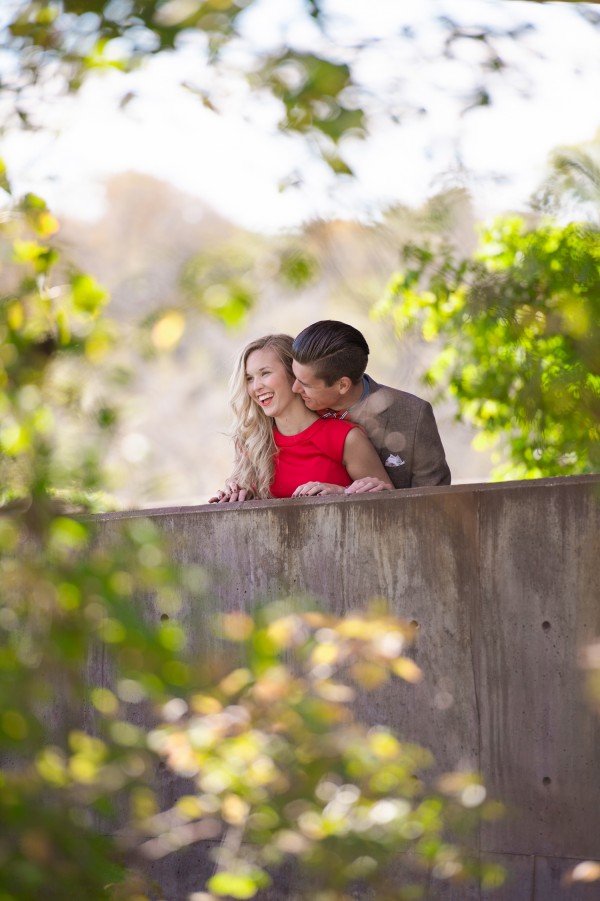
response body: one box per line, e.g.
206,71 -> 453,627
228,334 -> 295,499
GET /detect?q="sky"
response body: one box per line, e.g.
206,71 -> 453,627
3,0 -> 600,232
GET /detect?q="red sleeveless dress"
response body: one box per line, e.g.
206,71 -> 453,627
270,418 -> 357,498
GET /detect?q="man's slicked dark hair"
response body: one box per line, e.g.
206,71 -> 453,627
292,320 -> 370,386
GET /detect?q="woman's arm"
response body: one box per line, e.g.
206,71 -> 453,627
292,428 -> 393,498
343,427 -> 393,492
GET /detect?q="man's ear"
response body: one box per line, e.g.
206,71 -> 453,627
338,376 -> 353,396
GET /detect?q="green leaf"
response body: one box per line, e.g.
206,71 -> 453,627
322,151 -> 354,176
0,158 -> 11,194
70,274 -> 108,314
208,870 -> 267,899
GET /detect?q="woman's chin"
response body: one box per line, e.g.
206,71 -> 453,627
257,402 -> 277,417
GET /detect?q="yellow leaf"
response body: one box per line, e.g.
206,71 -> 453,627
219,668 -> 252,696
36,748 -> 68,787
569,861 -> 600,883
85,331 -> 112,362
221,612 -> 254,641
337,617 -> 372,639
222,794 -> 250,825
350,661 -> 388,689
151,311 -> 186,350
36,210 -> 60,237
191,694 -> 223,715
176,795 -> 203,820
311,642 -> 340,666
91,688 -> 119,715
368,729 -> 400,759
130,787 -> 158,820
7,301 -> 24,330
267,615 -> 301,648
391,657 -> 422,683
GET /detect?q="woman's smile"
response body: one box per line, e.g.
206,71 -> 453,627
246,347 -> 294,416
256,391 -> 274,407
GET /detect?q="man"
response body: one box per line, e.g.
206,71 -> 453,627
291,320 -> 451,492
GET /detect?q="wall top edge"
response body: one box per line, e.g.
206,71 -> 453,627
81,473 -> 600,522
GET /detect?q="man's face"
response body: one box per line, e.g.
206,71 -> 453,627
292,360 -> 346,410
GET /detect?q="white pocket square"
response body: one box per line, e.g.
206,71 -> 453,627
385,454 -> 406,467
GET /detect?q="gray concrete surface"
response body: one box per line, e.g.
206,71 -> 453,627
92,474 -> 600,899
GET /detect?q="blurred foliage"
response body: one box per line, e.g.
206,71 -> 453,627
0,0 -> 366,173
140,606 -> 506,900
2,1 -> 599,175
178,241 -> 262,329
0,176 -> 119,507
0,509 -> 194,900
277,245 -> 320,289
532,130 -> 600,226
176,239 -> 319,329
375,216 -> 600,480
0,164 -> 180,900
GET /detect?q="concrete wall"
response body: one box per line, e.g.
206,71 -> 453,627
94,474 -> 600,900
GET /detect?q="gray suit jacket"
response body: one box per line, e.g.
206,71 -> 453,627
348,375 -> 451,489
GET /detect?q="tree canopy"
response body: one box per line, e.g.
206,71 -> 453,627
376,215 -> 600,479
2,0 -> 600,175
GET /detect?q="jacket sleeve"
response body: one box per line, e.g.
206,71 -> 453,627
411,402 -> 451,487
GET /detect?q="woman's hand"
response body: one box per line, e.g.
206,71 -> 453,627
208,479 -> 252,503
292,482 -> 346,497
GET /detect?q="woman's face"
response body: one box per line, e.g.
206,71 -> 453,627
245,346 -> 295,418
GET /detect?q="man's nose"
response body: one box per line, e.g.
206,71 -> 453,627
292,379 -> 302,394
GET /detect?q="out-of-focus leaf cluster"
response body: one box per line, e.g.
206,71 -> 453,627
1,505 -> 504,901
0,508 -> 197,900
3,0 -> 243,90
375,216 -> 600,480
173,240 -> 319,332
1,0 -> 366,173
0,172 -> 119,508
3,1 -> 596,178
136,606 -> 505,900
0,161 -> 202,900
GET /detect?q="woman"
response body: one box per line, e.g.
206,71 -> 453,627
210,334 -> 392,502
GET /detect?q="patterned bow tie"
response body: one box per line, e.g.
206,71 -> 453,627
319,408 -> 350,420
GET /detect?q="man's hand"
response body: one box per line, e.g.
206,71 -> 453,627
292,482 -> 346,497
344,477 -> 393,494
208,479 -> 252,503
